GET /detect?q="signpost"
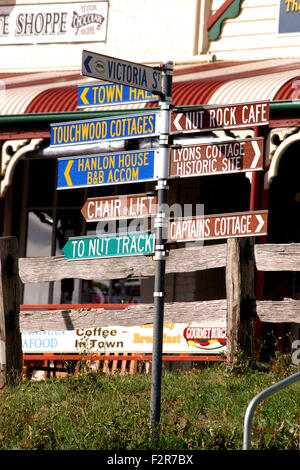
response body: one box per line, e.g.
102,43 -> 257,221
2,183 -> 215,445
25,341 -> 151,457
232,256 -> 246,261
57,150 -> 159,189
50,111 -> 160,147
170,101 -> 269,134
53,49 -> 270,437
168,210 -> 268,243
62,232 -> 155,260
78,83 -> 159,108
82,50 -> 163,97
169,138 -> 263,178
81,194 -> 157,222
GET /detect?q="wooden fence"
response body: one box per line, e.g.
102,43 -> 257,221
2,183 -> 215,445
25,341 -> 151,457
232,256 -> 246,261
1,236 -> 300,385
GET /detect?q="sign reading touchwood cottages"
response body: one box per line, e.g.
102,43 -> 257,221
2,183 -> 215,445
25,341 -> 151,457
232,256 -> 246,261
22,323 -> 226,355
0,2 -> 108,44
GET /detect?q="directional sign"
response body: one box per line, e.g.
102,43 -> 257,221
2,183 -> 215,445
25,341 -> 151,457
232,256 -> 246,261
62,232 -> 155,260
78,83 -> 159,108
168,210 -> 268,243
171,101 -> 269,134
50,112 -> 160,147
81,194 -> 157,222
169,138 -> 264,178
57,150 -> 159,190
82,50 -> 163,96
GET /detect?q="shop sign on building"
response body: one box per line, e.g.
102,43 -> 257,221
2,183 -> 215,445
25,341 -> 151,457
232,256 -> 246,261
0,2 -> 108,44
22,323 -> 227,355
278,0 -> 300,34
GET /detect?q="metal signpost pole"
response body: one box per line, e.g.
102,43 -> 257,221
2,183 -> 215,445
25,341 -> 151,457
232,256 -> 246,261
150,62 -> 173,433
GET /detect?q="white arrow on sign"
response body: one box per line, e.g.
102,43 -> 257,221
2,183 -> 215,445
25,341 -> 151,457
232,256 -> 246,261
173,113 -> 183,131
250,140 -> 262,169
255,214 -> 265,233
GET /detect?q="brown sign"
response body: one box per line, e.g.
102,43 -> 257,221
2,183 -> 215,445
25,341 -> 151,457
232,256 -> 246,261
81,193 -> 157,222
171,101 -> 269,134
169,138 -> 264,178
168,210 -> 268,242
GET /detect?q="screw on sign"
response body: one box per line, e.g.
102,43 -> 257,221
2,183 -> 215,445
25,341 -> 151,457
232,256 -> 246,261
168,210 -> 268,243
169,138 -> 263,178
171,101 -> 269,134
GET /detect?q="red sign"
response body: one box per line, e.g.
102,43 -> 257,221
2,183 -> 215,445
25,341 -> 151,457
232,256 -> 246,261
168,210 -> 268,242
171,101 -> 269,134
169,138 -> 263,178
81,193 -> 157,222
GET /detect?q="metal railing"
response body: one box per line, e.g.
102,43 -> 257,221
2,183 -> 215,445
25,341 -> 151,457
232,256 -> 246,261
243,370 -> 300,450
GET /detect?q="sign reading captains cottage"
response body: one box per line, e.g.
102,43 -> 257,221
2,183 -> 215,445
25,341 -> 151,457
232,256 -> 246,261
0,2 -> 108,44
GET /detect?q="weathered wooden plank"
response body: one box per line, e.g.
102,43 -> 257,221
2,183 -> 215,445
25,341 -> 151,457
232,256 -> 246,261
18,243 -> 227,283
0,237 -> 23,388
257,299 -> 300,324
226,238 -> 256,362
20,299 -> 227,331
255,243 -> 300,272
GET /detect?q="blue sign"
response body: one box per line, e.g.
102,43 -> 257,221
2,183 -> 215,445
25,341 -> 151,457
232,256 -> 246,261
57,149 -> 158,189
78,83 -> 159,108
278,0 -> 300,34
50,112 -> 159,147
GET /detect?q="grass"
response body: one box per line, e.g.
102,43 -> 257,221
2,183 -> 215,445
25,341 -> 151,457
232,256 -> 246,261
0,360 -> 299,450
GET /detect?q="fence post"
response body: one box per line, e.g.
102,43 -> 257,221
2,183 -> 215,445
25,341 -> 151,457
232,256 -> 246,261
0,236 -> 22,388
226,237 -> 257,363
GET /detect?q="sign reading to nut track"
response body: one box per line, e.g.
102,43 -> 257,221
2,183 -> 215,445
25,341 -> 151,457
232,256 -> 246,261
168,211 -> 268,242
171,101 -> 269,134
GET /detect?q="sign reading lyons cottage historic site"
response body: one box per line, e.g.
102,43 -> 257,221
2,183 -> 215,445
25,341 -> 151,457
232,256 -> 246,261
0,2 -> 108,44
169,138 -> 263,178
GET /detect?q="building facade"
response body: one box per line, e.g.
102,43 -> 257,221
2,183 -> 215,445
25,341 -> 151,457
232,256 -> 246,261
1,0 -> 300,359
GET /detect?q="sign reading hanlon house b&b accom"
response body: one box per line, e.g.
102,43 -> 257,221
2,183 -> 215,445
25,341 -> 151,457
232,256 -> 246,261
57,150 -> 159,189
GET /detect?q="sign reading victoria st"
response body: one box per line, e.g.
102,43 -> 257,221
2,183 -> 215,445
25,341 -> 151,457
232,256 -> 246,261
82,50 -> 163,96
171,101 -> 269,134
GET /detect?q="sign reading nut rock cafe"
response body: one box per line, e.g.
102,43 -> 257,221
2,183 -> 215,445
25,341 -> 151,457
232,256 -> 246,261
0,2 -> 108,44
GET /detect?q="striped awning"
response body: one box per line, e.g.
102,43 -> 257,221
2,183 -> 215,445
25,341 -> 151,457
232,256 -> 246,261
1,59 -> 300,116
